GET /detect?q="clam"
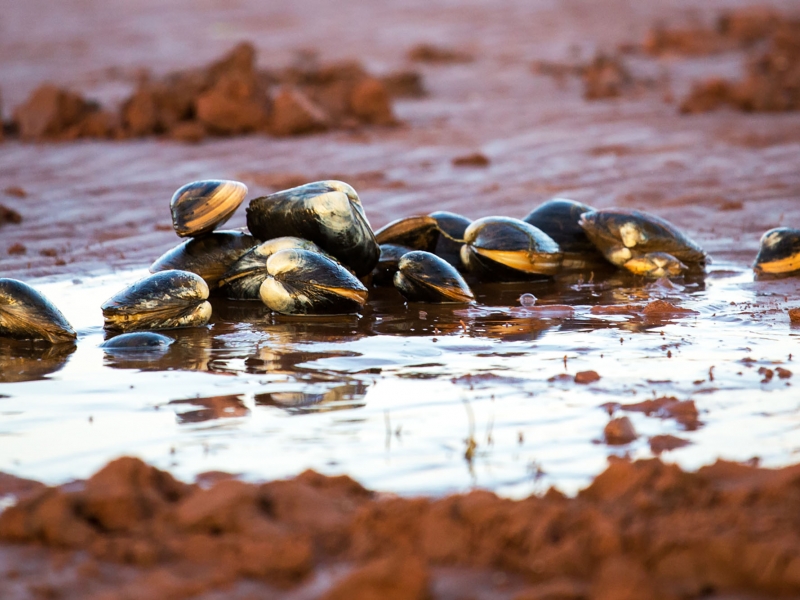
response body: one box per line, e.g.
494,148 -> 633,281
171,180 -> 248,238
245,180 -> 380,277
394,251 -> 474,303
460,217 -> 563,281
578,209 -> 706,277
754,228 -> 800,275
102,270 -> 211,332
259,248 -> 368,315
0,279 -> 77,343
150,230 -> 256,288
219,236 -> 331,300
523,198 -> 607,270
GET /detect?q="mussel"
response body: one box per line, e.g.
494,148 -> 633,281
373,243 -> 414,286
100,332 -> 174,350
460,217 -> 563,281
171,180 -> 248,238
150,230 -> 257,288
374,211 -> 472,269
523,198 -> 607,270
394,251 -> 474,303
259,248 -> 368,315
219,236 -> 331,300
245,180 -> 380,277
0,279 -> 77,343
754,228 -> 800,275
578,209 -> 706,277
102,270 -> 212,332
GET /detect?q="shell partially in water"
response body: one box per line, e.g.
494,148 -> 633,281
219,236 -> 330,300
245,180 -> 380,277
150,230 -> 257,288
461,217 -> 563,281
171,180 -> 248,238
259,248 -> 368,315
523,198 -> 606,270
0,278 -> 77,343
578,209 -> 706,277
394,251 -> 474,303
102,270 -> 211,332
753,228 -> 800,275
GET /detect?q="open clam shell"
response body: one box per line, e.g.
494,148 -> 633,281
259,248 -> 368,315
523,198 -> 606,270
245,180 -> 380,277
578,209 -> 706,270
0,278 -> 77,344
150,230 -> 256,288
102,270 -> 211,332
171,180 -> 248,238
461,216 -> 563,281
219,236 -> 331,300
754,228 -> 800,275
394,251 -> 474,303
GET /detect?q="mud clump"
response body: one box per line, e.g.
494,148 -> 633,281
452,152 -> 490,167
407,44 -> 474,64
0,204 -> 22,226
604,416 -> 637,444
582,54 -> 633,100
790,308 -> 800,323
678,14 -> 800,113
8,42 -> 411,142
574,370 -> 601,384
3,456 -> 800,597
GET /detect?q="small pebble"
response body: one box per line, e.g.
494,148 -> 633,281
604,416 -> 637,445
575,370 -> 601,384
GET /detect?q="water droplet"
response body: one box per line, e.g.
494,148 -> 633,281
519,293 -> 537,308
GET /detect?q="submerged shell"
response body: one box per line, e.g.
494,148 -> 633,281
150,230 -> 257,288
100,332 -> 174,350
171,180 -> 248,238
754,228 -> 800,275
394,251 -> 474,303
523,198 -> 606,269
578,209 -> 706,271
245,180 -> 380,277
219,237 -> 330,300
102,270 -> 211,332
461,217 -> 563,281
0,279 -> 77,344
259,248 -> 368,315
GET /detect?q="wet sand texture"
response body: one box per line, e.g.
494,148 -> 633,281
2,456 -> 800,598
9,43 -> 401,142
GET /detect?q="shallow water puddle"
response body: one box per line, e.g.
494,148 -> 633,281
0,263 -> 798,497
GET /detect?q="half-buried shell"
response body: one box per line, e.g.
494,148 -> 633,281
171,180 -> 248,238
150,230 -> 256,288
523,198 -> 606,270
102,270 -> 211,332
578,209 -> 706,277
394,251 -> 474,303
754,228 -> 800,275
246,180 -> 380,277
0,278 -> 77,343
219,236 -> 331,300
259,248 -> 368,315
460,217 -> 563,281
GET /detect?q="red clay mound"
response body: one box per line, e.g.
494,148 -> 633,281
2,456 -> 800,598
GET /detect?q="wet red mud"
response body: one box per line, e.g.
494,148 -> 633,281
2,0 -> 800,596
2,456 -> 800,599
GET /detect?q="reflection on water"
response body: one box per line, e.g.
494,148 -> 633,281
0,341 -> 76,383
0,263 -> 799,498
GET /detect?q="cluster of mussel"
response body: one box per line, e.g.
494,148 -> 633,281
1,176 -> 799,348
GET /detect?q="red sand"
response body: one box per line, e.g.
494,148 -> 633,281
2,456 -> 800,598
